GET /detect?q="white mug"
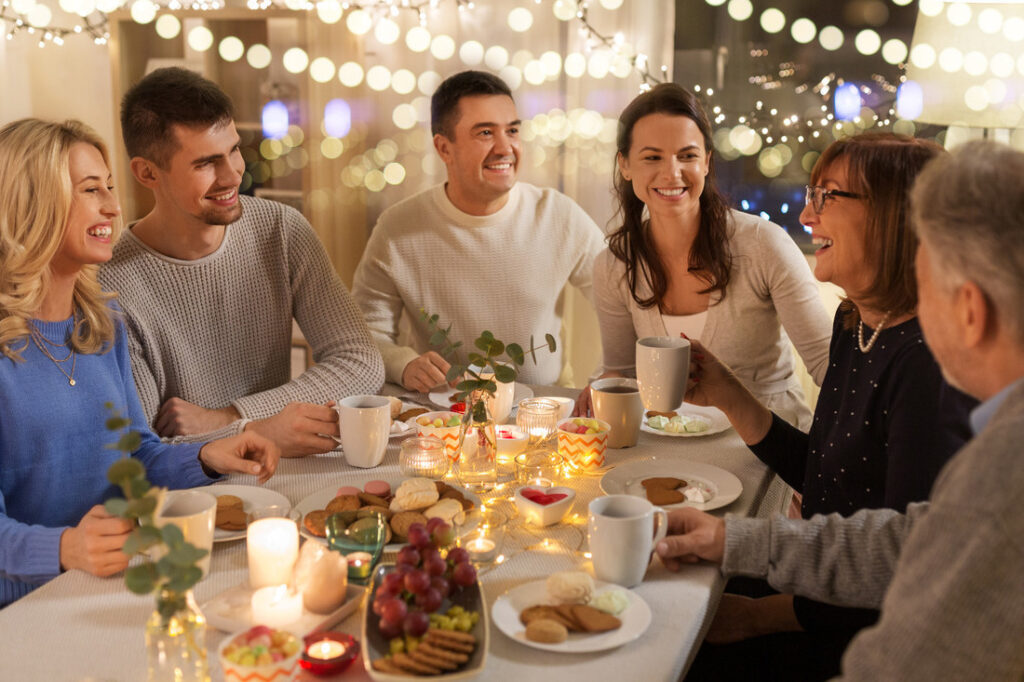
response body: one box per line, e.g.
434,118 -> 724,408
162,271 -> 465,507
588,495 -> 668,587
337,395 -> 391,468
154,489 -> 217,577
591,377 -> 644,449
635,336 -> 691,412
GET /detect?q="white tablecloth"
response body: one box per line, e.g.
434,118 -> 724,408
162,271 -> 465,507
0,386 -> 771,682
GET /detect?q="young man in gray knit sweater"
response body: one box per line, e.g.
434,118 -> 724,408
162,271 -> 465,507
658,141 -> 1024,681
99,68 -> 384,457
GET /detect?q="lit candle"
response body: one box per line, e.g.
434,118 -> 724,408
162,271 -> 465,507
250,584 -> 303,628
247,517 -> 299,588
307,639 -> 346,660
299,631 -> 359,676
346,551 -> 374,580
465,537 -> 497,563
531,477 -> 553,488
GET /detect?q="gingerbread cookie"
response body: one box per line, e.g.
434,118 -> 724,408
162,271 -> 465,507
646,487 -> 686,505
303,510 -> 330,538
641,477 -> 686,490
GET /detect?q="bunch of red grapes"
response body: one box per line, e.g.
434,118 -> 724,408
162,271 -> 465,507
372,518 -> 478,639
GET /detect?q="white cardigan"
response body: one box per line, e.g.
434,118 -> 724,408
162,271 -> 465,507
593,210 -> 832,429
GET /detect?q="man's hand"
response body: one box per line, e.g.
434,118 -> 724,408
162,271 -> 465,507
155,397 -> 240,437
245,402 -> 339,458
655,507 -> 726,570
401,352 -> 451,393
59,505 -> 134,576
199,431 -> 281,483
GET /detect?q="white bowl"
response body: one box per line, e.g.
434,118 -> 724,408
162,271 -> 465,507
536,396 -> 575,421
494,425 -> 527,458
514,485 -> 576,527
218,626 -> 301,682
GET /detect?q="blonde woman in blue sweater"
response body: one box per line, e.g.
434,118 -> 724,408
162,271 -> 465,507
0,118 -> 279,607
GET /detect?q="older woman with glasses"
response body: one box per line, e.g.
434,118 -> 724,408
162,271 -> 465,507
682,132 -> 977,681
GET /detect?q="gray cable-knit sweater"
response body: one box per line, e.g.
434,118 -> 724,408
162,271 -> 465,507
98,195 -> 384,442
722,378 -> 1024,680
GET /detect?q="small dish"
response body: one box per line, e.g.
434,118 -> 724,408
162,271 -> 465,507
406,411 -> 464,459
557,417 -> 611,473
218,626 -> 302,682
494,425 -> 527,459
535,395 -> 575,421
514,485 -> 576,526
208,485 -> 291,543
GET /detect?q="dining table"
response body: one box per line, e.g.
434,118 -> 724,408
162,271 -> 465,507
0,384 -> 774,682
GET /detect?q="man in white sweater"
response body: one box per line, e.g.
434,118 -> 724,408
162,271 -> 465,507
352,70 -> 605,391
658,141 -> 1024,680
99,68 -> 385,457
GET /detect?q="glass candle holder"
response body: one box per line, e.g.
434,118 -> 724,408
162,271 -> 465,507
326,511 -> 387,584
462,509 -> 506,564
514,452 -> 564,487
516,398 -> 561,452
399,436 -> 449,479
300,632 -> 359,676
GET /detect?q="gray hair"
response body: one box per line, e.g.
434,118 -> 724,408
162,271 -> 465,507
910,140 -> 1024,342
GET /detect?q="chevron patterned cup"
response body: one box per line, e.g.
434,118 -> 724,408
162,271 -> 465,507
557,418 -> 611,472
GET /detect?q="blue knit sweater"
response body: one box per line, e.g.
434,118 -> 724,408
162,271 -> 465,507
0,311 -> 215,607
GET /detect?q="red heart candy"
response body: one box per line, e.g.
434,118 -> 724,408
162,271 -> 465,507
535,493 -> 568,505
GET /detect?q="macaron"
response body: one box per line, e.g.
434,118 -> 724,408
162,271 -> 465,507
336,486 -> 361,497
364,480 -> 391,498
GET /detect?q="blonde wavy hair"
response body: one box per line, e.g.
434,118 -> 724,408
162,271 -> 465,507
0,118 -> 122,361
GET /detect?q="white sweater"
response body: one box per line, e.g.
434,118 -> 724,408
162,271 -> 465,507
593,210 -> 832,428
98,196 -> 385,441
352,183 -> 605,386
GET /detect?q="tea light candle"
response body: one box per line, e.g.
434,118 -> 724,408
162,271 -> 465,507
346,551 -> 374,580
299,632 -> 360,676
247,517 -> 299,588
399,436 -> 449,479
531,477 -> 553,488
465,537 -> 498,563
308,640 -> 345,659
250,585 -> 302,628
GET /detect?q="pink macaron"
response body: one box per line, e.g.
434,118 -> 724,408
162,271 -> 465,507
336,486 -> 361,497
364,480 -> 391,498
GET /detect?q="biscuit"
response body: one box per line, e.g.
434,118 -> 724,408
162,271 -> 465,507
216,494 -> 243,509
303,510 -> 330,537
397,407 -> 428,422
215,506 -> 247,531
424,628 -> 476,652
409,649 -> 458,671
569,604 -> 622,632
391,652 -> 441,675
370,658 -> 407,675
525,618 -> 569,644
645,410 -> 678,419
357,505 -> 391,520
358,492 -> 389,508
326,494 -> 361,513
424,498 -> 466,526
390,511 -> 428,542
416,642 -> 469,664
641,477 -> 686,489
646,487 -> 686,505
520,605 -> 577,631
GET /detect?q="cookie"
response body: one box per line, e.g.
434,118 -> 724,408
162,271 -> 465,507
526,618 -> 569,644
364,480 -> 392,498
215,505 -> 247,531
569,604 -> 622,633
641,477 -> 686,490
645,410 -> 678,419
391,652 -> 441,675
357,505 -> 391,520
216,494 -> 243,509
646,486 -> 686,506
397,407 -> 428,422
358,492 -> 389,508
326,494 -> 361,513
520,605 -> 577,631
390,511 -> 428,542
303,510 -> 330,537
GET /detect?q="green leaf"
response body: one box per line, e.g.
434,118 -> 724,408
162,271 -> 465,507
116,431 -> 142,454
429,313 -> 439,325
471,401 -> 487,422
104,498 -> 129,518
156,591 -> 188,622
467,353 -> 486,367
481,330 -> 494,341
529,335 -> 538,364
494,364 -> 516,383
164,565 -> 202,593
483,379 -> 497,394
166,543 -> 208,568
129,477 -> 151,499
106,458 -> 144,485
160,524 -> 185,547
124,563 -> 158,595
445,365 -> 462,383
487,340 -> 504,357
450,341 -> 462,351
105,416 -> 130,431
455,380 -> 481,394
126,496 -> 157,519
473,336 -> 492,352
123,525 -> 164,555
506,343 -> 524,366
546,333 -> 557,352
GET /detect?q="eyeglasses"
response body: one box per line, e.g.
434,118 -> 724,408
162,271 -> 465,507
804,185 -> 866,214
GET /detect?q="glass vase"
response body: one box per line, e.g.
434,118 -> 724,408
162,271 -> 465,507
145,589 -> 210,682
453,391 -> 498,494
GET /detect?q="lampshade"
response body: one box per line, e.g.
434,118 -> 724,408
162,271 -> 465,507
903,1 -> 1024,129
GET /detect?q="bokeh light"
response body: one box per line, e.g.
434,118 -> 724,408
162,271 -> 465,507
854,29 -> 880,55
262,101 -> 289,140
316,0 -> 341,24
460,40 -> 484,65
282,47 -> 309,74
406,26 -> 430,52
310,57 -> 335,83
431,35 -> 456,60
366,65 -> 392,91
791,18 -> 816,43
187,26 -> 213,52
155,14 -> 181,39
324,99 -> 351,138
508,7 -> 533,32
759,8 -> 785,33
818,25 -> 843,51
247,44 -> 272,69
338,61 -> 364,87
345,9 -> 371,35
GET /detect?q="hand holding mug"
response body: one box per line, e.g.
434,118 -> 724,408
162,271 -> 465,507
654,507 -> 726,572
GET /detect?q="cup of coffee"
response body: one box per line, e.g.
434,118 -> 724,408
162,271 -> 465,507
154,489 -> 217,576
591,378 -> 644,448
587,495 -> 668,587
337,395 -> 391,468
635,336 -> 691,412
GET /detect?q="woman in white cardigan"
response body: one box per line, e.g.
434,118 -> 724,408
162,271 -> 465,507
579,84 -> 831,429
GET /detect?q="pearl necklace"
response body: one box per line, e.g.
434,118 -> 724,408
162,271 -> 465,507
857,311 -> 891,354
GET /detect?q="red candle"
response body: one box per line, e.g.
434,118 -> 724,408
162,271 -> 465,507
299,632 -> 359,676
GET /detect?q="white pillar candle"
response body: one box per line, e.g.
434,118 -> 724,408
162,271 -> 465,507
247,518 -> 299,588
250,584 -> 303,628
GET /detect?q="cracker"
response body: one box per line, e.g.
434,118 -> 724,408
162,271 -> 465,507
409,649 -> 458,671
416,642 -> 469,664
371,658 -> 409,676
215,494 -> 243,509
520,605 -> 576,631
391,652 -> 441,675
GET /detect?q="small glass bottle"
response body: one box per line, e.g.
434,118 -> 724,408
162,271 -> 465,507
146,589 -> 210,682
453,390 -> 498,494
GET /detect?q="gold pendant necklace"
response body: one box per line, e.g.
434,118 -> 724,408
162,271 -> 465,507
29,317 -> 78,386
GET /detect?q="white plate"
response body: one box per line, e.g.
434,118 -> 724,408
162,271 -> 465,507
293,479 -> 482,550
491,579 -> 651,653
209,485 -> 291,543
201,582 -> 367,634
428,384 -> 534,411
640,402 -> 731,438
600,456 -> 743,511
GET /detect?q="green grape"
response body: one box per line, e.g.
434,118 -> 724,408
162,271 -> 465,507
389,639 -> 405,655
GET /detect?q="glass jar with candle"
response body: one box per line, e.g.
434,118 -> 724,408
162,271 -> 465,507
514,451 -> 564,486
516,398 -> 560,454
399,436 -> 449,479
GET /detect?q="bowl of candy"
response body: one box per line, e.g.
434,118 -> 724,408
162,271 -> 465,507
218,625 -> 302,682
408,411 -> 464,459
494,425 -> 527,459
556,418 -> 611,473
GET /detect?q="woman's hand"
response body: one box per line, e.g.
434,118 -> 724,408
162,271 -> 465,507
59,505 -> 134,576
199,432 -> 281,483
573,371 -> 626,417
686,340 -> 773,445
705,594 -> 802,644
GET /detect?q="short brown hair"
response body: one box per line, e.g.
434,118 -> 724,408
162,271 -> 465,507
811,133 -> 944,328
430,70 -> 512,139
120,67 -> 234,168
